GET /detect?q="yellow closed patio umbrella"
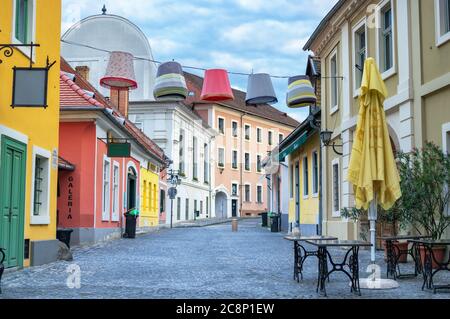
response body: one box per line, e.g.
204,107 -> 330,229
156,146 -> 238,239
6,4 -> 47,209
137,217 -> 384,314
347,58 -> 402,285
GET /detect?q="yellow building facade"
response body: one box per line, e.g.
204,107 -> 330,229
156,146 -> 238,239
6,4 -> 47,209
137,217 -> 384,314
0,0 -> 61,268
281,106 -> 322,236
140,166 -> 160,227
304,0 -> 450,240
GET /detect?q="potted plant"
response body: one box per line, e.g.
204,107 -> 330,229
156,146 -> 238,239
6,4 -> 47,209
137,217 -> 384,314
396,142 -> 450,268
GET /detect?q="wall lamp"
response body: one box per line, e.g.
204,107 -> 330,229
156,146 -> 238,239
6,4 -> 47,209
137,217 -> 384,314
320,130 -> 343,156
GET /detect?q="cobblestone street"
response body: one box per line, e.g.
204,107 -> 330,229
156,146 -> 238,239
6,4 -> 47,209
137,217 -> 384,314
1,219 -> 449,299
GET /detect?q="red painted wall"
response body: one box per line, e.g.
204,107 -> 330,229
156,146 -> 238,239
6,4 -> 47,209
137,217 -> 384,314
94,140 -> 140,229
58,121 -> 141,231
58,122 -> 96,228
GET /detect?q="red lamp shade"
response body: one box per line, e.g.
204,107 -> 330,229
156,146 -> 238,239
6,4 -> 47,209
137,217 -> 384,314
200,69 -> 234,102
100,51 -> 138,90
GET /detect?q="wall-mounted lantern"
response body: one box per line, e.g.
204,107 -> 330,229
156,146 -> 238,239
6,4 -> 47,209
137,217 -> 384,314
320,130 -> 343,156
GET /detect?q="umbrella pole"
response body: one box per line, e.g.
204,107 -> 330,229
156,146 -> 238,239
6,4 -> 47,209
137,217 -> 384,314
369,198 -> 377,265
360,194 -> 399,290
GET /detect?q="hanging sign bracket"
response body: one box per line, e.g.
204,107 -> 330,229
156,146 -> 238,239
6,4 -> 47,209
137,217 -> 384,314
0,42 -> 40,66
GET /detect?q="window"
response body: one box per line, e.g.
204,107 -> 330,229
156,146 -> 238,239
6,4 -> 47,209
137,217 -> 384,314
204,143 -> 209,184
303,156 -> 309,197
232,183 -> 238,196
102,157 -> 111,221
194,200 -> 198,214
218,148 -> 225,168
435,0 -> 450,46
268,131 -> 273,146
245,184 -> 251,202
257,155 -> 262,173
354,21 -> 366,92
312,151 -> 319,195
185,198 -> 189,220
245,153 -> 250,171
218,117 -> 225,135
329,51 -> 338,113
193,137 -> 198,180
232,121 -> 238,137
257,185 -> 263,204
160,190 -> 165,213
257,128 -> 262,143
153,184 -> 157,211
177,197 -> 181,221
200,201 -> 203,215
112,163 -> 120,221
289,164 -> 294,198
14,0 -> 34,44
245,125 -> 251,140
232,150 -> 238,169
279,134 -> 284,144
380,2 -> 393,73
179,129 -> 185,175
441,123 -> 450,216
206,197 -> 209,216
30,147 -> 51,224
332,159 -> 341,216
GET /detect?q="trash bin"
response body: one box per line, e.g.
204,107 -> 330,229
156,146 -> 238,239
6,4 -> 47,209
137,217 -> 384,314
57,229 -> 74,248
123,209 -> 139,238
261,212 -> 268,227
270,213 -> 281,233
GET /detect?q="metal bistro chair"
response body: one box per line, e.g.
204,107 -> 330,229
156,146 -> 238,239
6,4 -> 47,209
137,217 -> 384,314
0,248 -> 5,294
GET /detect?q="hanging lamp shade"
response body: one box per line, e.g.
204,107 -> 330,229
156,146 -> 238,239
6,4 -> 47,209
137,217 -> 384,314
246,73 -> 278,105
200,69 -> 234,102
100,51 -> 138,90
153,61 -> 188,101
286,75 -> 316,108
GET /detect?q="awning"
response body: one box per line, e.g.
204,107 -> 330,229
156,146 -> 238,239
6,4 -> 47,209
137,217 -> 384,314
278,131 -> 309,161
58,156 -> 75,171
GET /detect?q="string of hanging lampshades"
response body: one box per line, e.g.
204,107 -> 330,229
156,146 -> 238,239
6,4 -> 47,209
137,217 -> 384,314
62,39 -> 321,108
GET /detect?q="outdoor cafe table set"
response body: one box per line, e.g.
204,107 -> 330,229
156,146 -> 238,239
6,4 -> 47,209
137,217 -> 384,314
285,236 -> 371,296
285,235 -> 450,296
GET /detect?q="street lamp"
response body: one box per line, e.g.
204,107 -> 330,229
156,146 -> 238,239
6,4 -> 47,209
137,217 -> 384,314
320,130 -> 343,156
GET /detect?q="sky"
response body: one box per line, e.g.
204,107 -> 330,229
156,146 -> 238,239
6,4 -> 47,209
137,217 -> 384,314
61,0 -> 338,123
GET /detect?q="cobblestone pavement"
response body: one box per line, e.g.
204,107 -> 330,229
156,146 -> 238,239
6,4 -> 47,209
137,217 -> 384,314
1,219 -> 449,299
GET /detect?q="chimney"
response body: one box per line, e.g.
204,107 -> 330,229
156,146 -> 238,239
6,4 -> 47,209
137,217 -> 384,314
75,65 -> 90,81
110,89 -> 129,118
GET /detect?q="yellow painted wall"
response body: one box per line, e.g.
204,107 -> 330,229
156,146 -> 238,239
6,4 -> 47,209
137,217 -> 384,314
0,1 -> 61,267
140,167 -> 159,227
288,133 -> 320,226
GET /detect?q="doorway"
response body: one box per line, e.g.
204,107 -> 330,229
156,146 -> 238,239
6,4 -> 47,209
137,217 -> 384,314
0,137 -> 27,268
127,167 -> 137,210
232,199 -> 238,217
215,192 -> 228,218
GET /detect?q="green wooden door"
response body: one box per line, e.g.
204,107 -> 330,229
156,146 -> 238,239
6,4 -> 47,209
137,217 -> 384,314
0,137 -> 26,268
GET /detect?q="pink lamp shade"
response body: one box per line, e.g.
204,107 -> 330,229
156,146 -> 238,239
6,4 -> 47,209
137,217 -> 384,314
100,51 -> 138,91
200,69 -> 234,102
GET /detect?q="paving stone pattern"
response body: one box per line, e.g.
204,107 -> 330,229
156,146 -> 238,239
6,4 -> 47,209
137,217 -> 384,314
1,219 -> 449,299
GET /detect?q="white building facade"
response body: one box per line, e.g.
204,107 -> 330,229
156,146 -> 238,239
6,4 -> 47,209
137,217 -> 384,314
129,101 -> 217,225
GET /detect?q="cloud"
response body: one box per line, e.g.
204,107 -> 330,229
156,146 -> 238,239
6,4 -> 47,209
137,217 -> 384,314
61,0 -> 338,115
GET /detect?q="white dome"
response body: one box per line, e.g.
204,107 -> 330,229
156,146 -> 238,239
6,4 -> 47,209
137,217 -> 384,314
62,14 -> 157,101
